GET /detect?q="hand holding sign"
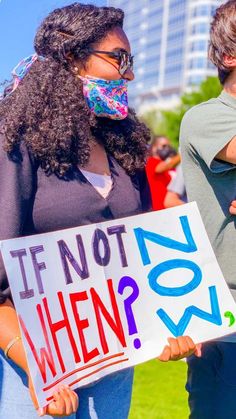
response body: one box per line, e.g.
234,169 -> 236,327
28,375 -> 78,417
158,336 -> 202,362
1,202 -> 236,408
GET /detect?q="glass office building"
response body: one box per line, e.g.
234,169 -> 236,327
107,0 -> 225,110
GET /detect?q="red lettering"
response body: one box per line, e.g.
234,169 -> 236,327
91,279 -> 127,354
43,292 -> 81,373
70,291 -> 100,363
19,313 -> 56,384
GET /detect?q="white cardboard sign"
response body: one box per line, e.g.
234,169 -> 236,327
1,202 -> 236,408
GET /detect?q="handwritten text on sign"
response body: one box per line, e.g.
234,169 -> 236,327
1,202 -> 236,408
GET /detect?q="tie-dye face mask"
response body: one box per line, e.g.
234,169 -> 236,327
79,75 -> 128,120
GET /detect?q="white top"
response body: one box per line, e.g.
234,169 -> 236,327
80,169 -> 113,198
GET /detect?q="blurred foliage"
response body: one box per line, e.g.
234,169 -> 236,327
141,76 -> 222,147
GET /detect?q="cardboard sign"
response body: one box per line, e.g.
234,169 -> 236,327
1,202 -> 236,408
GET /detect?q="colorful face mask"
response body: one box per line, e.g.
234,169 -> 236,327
79,75 -> 128,120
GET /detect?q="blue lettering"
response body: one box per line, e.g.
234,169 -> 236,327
148,259 -> 202,297
157,286 -> 222,336
134,216 -> 197,266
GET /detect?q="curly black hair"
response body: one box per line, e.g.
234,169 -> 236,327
0,2 -> 150,177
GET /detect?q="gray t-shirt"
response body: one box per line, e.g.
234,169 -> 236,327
180,90 -> 236,303
167,164 -> 187,203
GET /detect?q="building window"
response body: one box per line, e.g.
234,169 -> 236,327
148,23 -> 162,36
191,22 -> 209,35
151,7 -> 164,20
146,38 -> 162,50
169,0 -> 186,8
164,75 -> 182,88
190,40 -> 208,52
145,68 -> 159,77
165,64 -> 183,74
167,30 -> 185,43
192,5 -> 209,18
142,76 -> 159,88
189,57 -> 206,69
168,13 -> 186,27
146,54 -> 160,64
166,48 -> 184,59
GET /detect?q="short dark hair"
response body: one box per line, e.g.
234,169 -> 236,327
209,0 -> 236,84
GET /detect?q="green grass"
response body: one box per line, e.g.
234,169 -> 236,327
129,360 -> 189,419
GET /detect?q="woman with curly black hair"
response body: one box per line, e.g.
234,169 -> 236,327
0,2 -> 199,418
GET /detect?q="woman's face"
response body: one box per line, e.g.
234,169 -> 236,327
78,27 -> 134,81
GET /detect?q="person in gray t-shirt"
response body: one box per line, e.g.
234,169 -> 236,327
164,164 -> 187,207
180,2 -> 236,417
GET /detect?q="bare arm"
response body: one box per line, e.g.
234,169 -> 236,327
164,191 -> 185,208
0,300 -> 78,416
215,135 -> 236,164
0,299 -> 29,372
155,154 -> 181,174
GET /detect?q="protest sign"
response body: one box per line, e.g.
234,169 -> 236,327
1,202 -> 236,408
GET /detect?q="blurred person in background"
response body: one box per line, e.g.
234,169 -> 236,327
146,135 -> 180,210
164,164 -> 187,208
180,1 -> 236,417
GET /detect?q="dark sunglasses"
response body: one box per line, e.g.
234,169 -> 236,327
88,48 -> 134,76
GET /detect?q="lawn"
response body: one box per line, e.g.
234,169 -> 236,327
129,359 -> 189,419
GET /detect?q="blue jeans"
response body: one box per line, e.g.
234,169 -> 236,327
0,350 -> 133,418
186,342 -> 236,418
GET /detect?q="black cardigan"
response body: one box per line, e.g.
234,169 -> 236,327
0,135 -> 151,304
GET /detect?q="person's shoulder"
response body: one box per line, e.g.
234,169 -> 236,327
181,97 -> 221,127
180,96 -> 229,145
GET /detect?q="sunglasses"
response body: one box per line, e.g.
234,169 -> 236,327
88,48 -> 134,76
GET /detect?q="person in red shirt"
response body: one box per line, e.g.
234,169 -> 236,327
146,136 -> 180,210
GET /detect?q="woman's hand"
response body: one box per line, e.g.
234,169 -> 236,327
28,375 -> 79,417
229,200 -> 236,215
158,336 -> 202,362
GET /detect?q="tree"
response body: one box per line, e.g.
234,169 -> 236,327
141,76 -> 222,147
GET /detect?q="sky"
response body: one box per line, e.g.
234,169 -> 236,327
0,0 -> 105,83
